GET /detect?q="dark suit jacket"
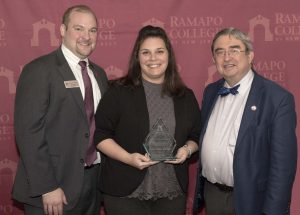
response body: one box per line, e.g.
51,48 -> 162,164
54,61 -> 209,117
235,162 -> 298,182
94,84 -> 201,196
193,72 -> 297,215
12,48 -> 108,209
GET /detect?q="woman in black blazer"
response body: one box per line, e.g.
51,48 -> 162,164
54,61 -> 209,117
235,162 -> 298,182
94,25 -> 201,215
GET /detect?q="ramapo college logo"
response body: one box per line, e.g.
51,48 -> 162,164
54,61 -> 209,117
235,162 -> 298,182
31,19 -> 59,47
248,14 -> 300,42
168,16 -> 223,45
0,66 -> 16,94
0,113 -> 14,142
105,65 -> 124,80
0,18 -> 7,47
142,17 -> 223,45
0,158 -> 17,214
98,18 -> 117,46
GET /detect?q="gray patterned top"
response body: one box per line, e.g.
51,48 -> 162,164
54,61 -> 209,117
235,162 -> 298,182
127,79 -> 183,200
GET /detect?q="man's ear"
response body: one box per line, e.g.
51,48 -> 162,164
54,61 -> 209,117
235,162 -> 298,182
212,57 -> 216,64
248,51 -> 254,65
60,24 -> 66,37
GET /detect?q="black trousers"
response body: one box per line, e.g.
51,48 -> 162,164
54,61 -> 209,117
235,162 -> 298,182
204,180 -> 235,215
24,164 -> 101,215
103,193 -> 186,215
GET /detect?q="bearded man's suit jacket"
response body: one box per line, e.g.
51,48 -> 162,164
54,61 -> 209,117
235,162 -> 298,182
193,71 -> 297,215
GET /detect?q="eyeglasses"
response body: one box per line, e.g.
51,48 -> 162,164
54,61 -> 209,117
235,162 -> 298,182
214,48 -> 246,58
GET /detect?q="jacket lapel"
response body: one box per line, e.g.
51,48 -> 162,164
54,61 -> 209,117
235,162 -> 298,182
173,95 -> 184,147
235,72 -> 264,150
55,49 -> 87,121
133,86 -> 150,148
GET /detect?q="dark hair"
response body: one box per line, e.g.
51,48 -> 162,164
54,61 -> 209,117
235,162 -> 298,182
62,5 -> 97,29
113,25 -> 186,97
211,27 -> 253,54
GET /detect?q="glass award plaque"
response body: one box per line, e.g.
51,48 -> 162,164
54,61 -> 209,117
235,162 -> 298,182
143,118 -> 177,161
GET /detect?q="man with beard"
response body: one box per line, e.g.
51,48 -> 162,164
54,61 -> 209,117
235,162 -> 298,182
13,5 -> 108,215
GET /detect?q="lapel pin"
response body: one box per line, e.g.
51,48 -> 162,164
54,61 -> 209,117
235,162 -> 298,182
251,105 -> 257,111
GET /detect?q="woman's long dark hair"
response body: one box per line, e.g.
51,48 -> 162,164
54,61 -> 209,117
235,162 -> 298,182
112,25 -> 186,97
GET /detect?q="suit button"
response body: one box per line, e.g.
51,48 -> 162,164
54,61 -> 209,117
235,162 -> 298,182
85,133 -> 89,138
80,159 -> 84,164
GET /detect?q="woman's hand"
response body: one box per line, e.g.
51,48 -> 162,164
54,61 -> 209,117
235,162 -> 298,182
97,138 -> 159,169
165,141 -> 198,164
165,146 -> 190,164
127,153 -> 159,170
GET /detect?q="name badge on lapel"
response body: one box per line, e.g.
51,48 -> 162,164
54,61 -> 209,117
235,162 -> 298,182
64,80 -> 79,88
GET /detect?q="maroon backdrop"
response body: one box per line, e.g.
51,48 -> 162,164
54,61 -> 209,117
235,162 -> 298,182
0,0 -> 299,214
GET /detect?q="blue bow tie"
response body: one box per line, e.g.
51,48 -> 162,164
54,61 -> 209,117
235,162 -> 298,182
218,84 -> 240,97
